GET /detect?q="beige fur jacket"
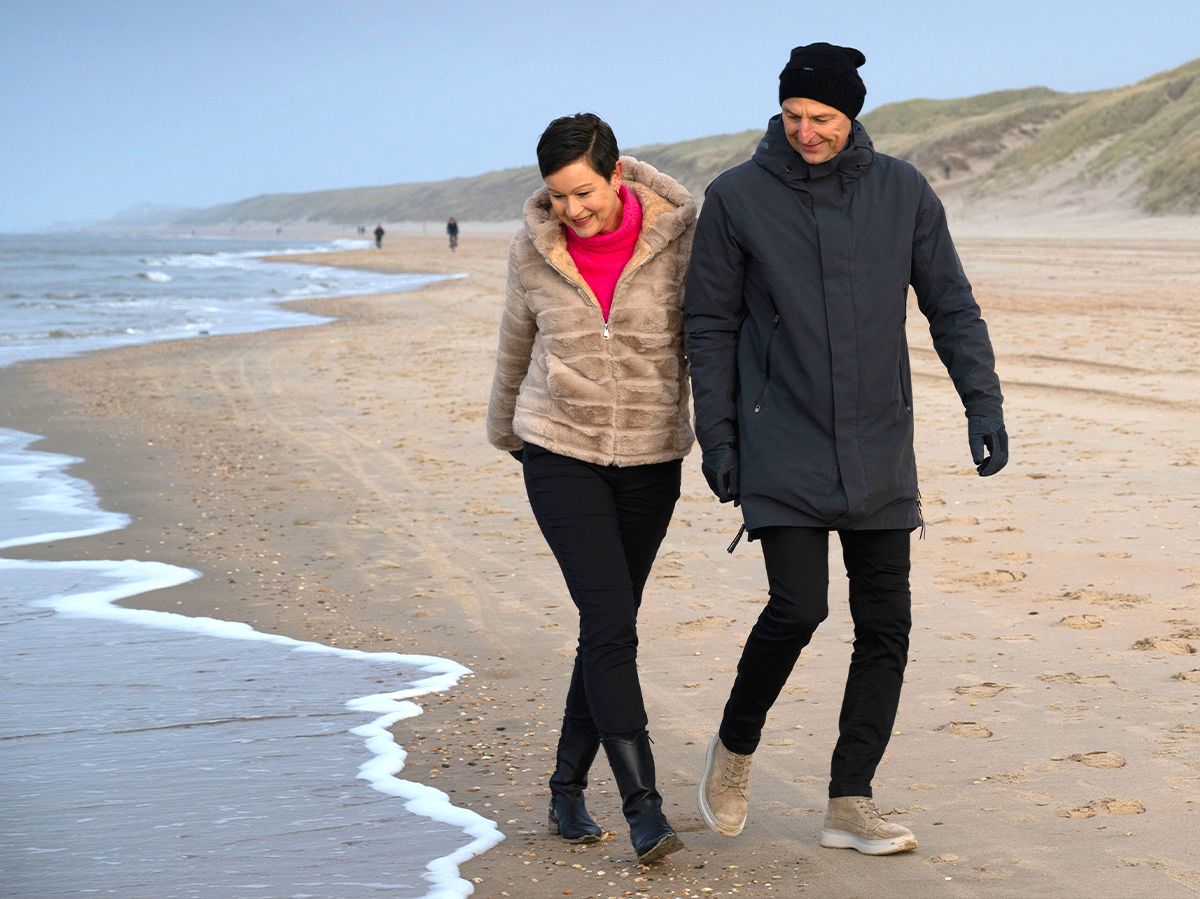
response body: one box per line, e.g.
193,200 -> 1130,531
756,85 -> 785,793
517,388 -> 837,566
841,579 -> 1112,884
486,157 -> 697,466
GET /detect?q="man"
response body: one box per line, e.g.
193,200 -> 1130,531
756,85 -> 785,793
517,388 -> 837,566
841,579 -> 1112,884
684,42 -> 1007,856
374,223 -> 385,249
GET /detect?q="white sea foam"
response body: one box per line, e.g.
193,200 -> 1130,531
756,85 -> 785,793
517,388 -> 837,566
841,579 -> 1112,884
1,427 -> 504,896
138,270 -> 172,282
0,429 -> 129,549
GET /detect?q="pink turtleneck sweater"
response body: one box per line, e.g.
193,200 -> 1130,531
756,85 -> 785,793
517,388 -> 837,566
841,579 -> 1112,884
565,184 -> 642,322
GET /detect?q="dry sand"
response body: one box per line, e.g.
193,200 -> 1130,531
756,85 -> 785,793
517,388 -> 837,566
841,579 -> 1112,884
3,231 -> 1199,898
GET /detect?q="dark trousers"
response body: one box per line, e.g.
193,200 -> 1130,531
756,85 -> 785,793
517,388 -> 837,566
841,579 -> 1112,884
718,527 -> 912,798
523,443 -> 681,737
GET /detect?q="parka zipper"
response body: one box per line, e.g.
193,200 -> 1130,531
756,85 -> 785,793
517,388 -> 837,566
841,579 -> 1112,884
752,313 -> 781,413
545,247 -> 658,464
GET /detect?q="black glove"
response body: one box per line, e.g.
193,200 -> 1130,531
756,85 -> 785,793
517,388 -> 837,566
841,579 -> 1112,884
701,440 -> 740,503
509,448 -> 524,463
968,415 -> 1008,477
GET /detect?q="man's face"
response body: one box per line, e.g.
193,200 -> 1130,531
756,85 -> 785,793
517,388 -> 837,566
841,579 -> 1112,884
781,98 -> 852,165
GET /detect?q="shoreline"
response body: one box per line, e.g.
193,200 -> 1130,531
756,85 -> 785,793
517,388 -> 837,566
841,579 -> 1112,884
4,233 -> 1199,897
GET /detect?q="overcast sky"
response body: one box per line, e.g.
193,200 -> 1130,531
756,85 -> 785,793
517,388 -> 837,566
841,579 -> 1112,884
1,0 -> 1195,231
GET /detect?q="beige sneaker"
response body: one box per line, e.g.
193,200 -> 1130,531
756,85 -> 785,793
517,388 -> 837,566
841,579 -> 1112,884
819,796 -> 917,855
698,734 -> 752,836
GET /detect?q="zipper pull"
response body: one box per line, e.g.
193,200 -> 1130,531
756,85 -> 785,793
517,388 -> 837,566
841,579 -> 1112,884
602,322 -> 611,340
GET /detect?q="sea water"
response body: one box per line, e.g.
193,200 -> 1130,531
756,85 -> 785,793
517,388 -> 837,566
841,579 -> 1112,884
0,233 -> 457,368
0,234 -> 502,897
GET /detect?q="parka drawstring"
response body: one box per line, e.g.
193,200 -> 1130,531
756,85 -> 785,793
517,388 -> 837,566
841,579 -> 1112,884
727,523 -> 746,554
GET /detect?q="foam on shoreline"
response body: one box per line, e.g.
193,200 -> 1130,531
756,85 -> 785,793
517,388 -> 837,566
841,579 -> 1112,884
1,233 -> 504,895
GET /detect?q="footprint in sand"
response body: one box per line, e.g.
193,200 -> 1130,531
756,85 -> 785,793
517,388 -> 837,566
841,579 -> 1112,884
1058,798 -> 1145,819
1060,614 -> 1105,629
1040,672 -> 1118,686
1099,551 -> 1133,559
1069,751 -> 1127,769
931,516 -> 980,526
936,721 -> 993,739
1172,625 -> 1200,639
674,615 -> 735,637
999,551 -> 1031,561
1131,637 -> 1196,655
1173,669 -> 1200,684
961,569 -> 1027,587
1060,588 -> 1148,608
954,682 -> 1011,698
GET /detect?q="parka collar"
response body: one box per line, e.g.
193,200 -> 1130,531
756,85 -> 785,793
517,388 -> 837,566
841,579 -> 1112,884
753,115 -> 876,189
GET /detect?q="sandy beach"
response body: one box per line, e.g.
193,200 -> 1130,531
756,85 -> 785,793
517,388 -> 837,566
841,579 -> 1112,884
3,230 -> 1199,897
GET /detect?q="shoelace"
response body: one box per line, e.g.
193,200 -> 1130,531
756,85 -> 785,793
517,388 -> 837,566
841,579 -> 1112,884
721,753 -> 751,793
852,797 -> 884,823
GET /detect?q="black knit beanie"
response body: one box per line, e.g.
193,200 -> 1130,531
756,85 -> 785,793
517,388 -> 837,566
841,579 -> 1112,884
778,42 -> 867,119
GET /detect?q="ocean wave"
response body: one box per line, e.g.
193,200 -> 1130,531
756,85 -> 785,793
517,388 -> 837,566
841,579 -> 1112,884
138,271 -> 172,282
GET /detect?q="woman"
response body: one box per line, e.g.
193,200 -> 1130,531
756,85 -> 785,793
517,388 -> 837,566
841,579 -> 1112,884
486,113 -> 696,864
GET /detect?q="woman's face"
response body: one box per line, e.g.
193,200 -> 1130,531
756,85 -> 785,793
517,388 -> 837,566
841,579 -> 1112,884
544,157 -> 623,238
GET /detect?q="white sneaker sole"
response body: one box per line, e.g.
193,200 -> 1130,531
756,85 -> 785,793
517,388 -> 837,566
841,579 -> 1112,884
819,826 -> 918,855
697,735 -> 746,837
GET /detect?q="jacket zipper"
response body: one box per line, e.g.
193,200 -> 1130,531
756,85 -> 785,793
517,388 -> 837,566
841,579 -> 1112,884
899,357 -> 912,413
752,313 -> 781,413
546,249 -> 658,465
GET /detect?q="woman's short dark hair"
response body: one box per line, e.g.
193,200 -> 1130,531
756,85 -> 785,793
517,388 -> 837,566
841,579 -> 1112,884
536,113 -> 620,179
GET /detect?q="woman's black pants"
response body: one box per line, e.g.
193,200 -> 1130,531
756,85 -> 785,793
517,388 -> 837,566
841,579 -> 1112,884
522,443 -> 681,737
718,527 -> 912,799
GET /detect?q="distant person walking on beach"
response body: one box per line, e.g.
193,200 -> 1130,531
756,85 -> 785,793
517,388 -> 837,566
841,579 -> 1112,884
487,113 -> 696,864
446,217 -> 459,251
373,224 -> 385,248
686,43 -> 1007,855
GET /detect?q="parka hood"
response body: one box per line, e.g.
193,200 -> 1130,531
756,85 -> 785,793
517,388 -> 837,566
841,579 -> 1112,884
752,116 -> 876,190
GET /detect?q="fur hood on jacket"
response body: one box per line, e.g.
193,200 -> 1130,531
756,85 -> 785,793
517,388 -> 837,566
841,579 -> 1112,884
487,156 -> 697,466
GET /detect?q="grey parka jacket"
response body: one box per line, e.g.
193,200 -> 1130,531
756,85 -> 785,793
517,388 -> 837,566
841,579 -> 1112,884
684,116 -> 1003,531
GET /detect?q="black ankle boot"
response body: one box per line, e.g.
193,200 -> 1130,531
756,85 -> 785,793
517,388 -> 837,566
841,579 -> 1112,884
548,717 -> 603,843
601,731 -> 684,864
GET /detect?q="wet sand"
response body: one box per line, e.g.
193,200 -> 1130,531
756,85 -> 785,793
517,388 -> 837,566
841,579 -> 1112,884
3,230 -> 1199,897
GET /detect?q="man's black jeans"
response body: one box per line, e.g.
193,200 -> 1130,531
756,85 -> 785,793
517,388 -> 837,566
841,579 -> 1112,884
522,443 -> 681,737
718,526 -> 912,798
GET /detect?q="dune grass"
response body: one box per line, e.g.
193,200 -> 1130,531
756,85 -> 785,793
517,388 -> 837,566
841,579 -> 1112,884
170,60 -> 1199,224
